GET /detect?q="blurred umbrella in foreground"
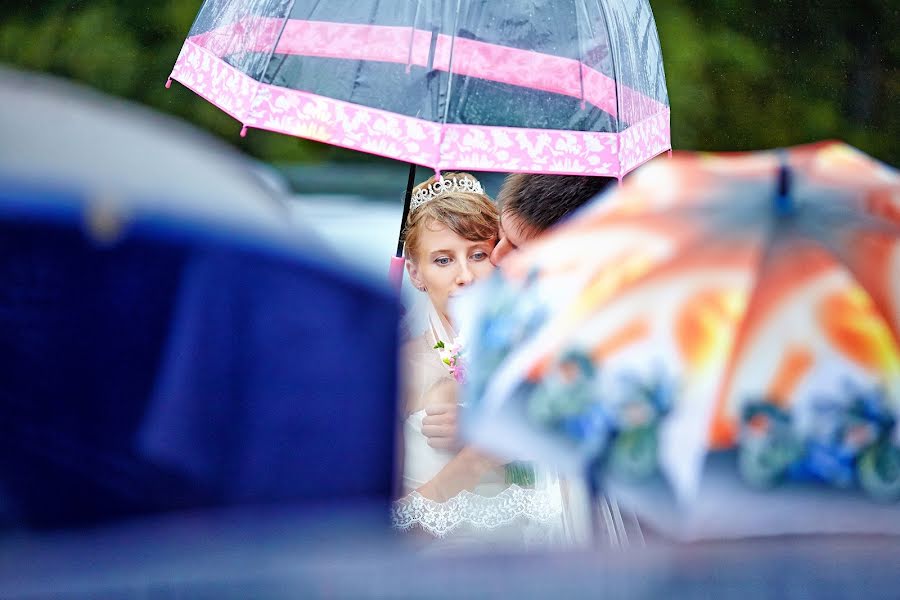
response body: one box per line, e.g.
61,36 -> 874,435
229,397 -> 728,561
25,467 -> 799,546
166,0 -> 671,284
0,67 -> 399,529
459,142 -> 900,515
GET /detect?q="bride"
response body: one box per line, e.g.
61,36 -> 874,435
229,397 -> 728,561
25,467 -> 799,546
390,172 -> 575,549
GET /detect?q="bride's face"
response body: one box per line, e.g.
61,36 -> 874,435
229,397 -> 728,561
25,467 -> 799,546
407,221 -> 496,324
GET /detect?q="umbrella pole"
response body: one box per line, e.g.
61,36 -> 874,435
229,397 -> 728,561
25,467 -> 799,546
388,163 -> 417,290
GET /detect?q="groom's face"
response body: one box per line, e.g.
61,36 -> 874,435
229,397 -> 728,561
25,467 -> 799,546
490,210 -> 537,266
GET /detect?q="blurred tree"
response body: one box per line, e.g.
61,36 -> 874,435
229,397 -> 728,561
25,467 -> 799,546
0,0 -> 327,163
653,0 -> 898,162
1,1 -> 897,165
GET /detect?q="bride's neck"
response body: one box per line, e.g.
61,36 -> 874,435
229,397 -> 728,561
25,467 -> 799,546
427,302 -> 457,343
437,312 -> 456,338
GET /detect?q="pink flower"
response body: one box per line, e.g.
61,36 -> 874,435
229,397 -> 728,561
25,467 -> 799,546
434,340 -> 466,383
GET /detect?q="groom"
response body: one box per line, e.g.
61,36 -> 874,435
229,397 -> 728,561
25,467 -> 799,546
490,173 -> 616,266
421,173 -> 615,449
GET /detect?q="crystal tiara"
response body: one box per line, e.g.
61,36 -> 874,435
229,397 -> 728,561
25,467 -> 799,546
410,176 -> 485,212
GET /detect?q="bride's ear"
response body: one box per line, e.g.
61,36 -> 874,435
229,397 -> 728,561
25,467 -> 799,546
406,260 -> 426,292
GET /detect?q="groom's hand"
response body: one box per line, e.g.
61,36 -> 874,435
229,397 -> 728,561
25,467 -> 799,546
422,393 -> 460,451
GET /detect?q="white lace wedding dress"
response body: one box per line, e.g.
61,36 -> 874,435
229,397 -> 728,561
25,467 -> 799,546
391,305 -> 579,550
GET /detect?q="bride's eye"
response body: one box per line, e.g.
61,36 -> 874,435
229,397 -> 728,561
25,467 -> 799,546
434,256 -> 452,266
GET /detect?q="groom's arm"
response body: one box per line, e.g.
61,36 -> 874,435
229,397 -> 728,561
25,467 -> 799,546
415,446 -> 502,502
416,381 -> 505,502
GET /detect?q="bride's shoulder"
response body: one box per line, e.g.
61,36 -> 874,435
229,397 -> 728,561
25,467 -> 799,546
400,330 -> 439,361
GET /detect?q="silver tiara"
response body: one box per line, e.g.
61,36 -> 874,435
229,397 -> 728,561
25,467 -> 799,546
410,176 -> 485,212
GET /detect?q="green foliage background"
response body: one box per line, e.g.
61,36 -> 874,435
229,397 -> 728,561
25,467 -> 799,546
1,1 -> 897,165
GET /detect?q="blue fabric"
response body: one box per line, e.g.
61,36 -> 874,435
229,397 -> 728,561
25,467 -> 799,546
0,181 -> 399,528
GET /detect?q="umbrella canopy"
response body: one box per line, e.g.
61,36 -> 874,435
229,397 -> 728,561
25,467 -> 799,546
168,0 -> 670,179
0,68 -> 400,528
459,142 -> 900,507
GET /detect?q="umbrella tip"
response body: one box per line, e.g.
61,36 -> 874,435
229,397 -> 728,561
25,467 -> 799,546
165,78 -> 172,89
240,125 -> 248,138
774,154 -> 794,217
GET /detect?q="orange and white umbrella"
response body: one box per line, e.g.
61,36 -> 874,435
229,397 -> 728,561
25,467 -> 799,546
461,141 -> 900,504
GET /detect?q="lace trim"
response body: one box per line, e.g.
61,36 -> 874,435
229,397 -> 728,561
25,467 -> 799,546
391,484 -> 563,538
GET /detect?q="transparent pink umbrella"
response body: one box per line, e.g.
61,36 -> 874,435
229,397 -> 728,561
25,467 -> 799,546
167,0 -> 671,285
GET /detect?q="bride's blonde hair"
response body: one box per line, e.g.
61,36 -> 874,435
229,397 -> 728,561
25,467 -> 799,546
402,172 -> 498,262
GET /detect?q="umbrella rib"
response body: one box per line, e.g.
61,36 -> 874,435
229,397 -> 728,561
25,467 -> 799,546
594,0 -> 622,133
706,221 -> 780,449
244,7 -> 293,123
575,0 -> 589,108
345,1 -> 381,106
437,0 -> 464,166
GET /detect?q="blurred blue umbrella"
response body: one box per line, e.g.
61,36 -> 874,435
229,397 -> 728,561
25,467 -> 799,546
0,67 -> 400,528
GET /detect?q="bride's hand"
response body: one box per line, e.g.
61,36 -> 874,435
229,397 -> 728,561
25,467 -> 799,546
422,380 -> 460,450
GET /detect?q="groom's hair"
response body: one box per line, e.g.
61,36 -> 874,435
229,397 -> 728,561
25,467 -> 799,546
497,174 -> 615,233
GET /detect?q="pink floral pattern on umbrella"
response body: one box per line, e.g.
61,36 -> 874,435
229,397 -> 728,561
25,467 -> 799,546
171,40 -> 670,178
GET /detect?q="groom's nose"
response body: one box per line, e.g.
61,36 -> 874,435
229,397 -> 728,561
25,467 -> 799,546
490,237 -> 513,266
